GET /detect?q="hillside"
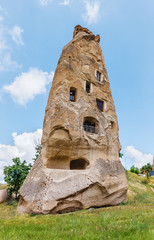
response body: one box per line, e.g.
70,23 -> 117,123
0,172 -> 153,240
0,184 -> 7,190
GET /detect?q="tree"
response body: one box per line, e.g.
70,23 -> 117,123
130,165 -> 135,173
119,151 -> 123,158
141,163 -> 152,178
3,157 -> 32,198
134,167 -> 139,174
33,144 -> 42,162
130,165 -> 140,175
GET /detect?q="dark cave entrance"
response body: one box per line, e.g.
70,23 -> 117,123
70,159 -> 89,170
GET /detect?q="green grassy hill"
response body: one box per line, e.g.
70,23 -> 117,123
0,172 -> 154,240
0,184 -> 7,190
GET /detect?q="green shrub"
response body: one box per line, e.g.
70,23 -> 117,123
130,165 -> 135,173
134,168 -> 139,174
4,157 -> 32,198
141,163 -> 152,178
141,177 -> 150,185
130,165 -> 139,175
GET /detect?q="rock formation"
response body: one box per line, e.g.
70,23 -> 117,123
18,25 -> 128,214
0,189 -> 8,203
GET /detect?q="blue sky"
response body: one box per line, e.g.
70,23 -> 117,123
0,0 -> 154,182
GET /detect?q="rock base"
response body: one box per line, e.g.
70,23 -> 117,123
18,157 -> 128,214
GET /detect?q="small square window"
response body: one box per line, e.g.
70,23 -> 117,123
96,71 -> 101,82
96,99 -> 104,111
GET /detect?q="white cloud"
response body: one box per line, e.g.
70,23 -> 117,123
40,0 -> 52,6
83,1 -> 100,25
0,9 -> 21,71
60,0 -> 70,6
3,68 -> 54,105
125,146 -> 153,169
0,129 -> 42,184
40,0 -> 70,6
9,25 -> 24,45
0,18 -> 7,51
0,39 -> 8,51
0,52 -> 21,71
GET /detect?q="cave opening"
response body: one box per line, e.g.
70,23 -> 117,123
70,159 -> 89,170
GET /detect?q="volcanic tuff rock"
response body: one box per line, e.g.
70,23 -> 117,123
0,189 -> 8,203
18,25 -> 128,214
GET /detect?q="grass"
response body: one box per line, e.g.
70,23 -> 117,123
148,176 -> 154,188
0,184 -> 7,190
0,172 -> 154,240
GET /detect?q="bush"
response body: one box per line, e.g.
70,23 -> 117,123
4,157 -> 32,198
142,177 -> 150,185
130,165 -> 139,175
141,163 -> 152,178
134,168 -> 140,174
130,165 -> 135,173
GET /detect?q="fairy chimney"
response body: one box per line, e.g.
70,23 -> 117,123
18,25 -> 128,214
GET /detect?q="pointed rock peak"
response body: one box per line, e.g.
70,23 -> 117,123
73,25 -> 100,43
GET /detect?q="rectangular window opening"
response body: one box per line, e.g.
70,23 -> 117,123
96,99 -> 104,111
96,71 -> 101,82
70,89 -> 76,102
86,81 -> 90,93
111,121 -> 116,132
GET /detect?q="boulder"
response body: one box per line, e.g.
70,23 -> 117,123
18,25 -> 128,214
0,189 -> 8,203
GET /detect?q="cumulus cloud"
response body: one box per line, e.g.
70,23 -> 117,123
0,129 -> 42,183
60,0 -> 70,5
125,146 -> 153,169
9,25 -> 24,45
3,68 -> 54,105
83,0 -> 100,25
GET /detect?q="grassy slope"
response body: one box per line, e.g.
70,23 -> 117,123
0,172 -> 153,240
0,184 -> 7,190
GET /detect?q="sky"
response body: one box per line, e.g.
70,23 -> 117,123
0,0 -> 154,183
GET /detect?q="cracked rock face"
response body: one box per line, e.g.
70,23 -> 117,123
18,25 -> 128,214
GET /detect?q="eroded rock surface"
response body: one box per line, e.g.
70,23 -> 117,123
18,25 -> 128,214
0,189 -> 8,203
